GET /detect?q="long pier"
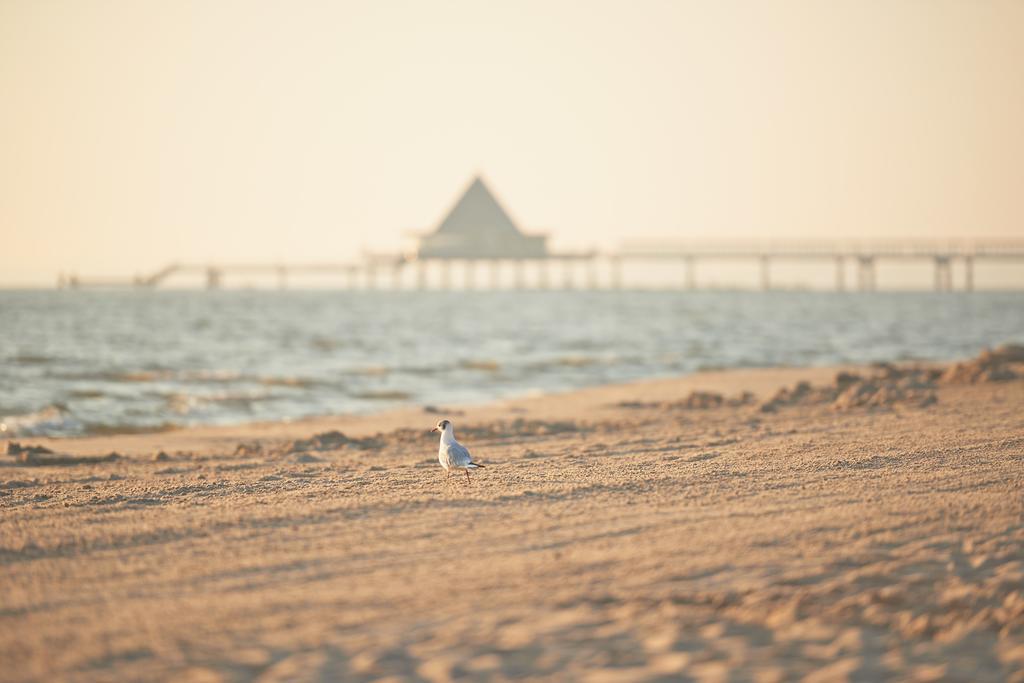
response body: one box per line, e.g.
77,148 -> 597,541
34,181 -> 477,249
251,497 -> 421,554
60,240 -> 1024,292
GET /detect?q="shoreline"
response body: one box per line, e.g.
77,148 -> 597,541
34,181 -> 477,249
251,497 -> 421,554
9,363 -> 869,456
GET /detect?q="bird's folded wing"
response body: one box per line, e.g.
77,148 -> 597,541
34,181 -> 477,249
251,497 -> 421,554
444,442 -> 473,467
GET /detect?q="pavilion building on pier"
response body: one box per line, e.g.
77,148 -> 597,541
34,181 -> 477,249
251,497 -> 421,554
411,176 -> 548,260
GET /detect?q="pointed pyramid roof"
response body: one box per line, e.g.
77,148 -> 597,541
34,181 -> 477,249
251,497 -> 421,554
434,176 -> 523,237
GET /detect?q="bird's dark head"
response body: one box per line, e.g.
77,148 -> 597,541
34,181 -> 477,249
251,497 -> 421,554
430,419 -> 451,434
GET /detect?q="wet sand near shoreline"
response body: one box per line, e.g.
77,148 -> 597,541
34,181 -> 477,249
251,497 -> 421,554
2,355 -> 1023,682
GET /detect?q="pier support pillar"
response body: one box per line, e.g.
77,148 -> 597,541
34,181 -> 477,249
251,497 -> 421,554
489,260 -> 500,290
416,261 -> 427,290
835,257 -> 845,292
277,266 -> 287,290
345,268 -> 357,289
586,258 -> 598,289
684,256 -> 696,290
513,260 -> 525,289
856,256 -> 876,292
964,256 -> 974,292
464,260 -> 476,289
365,266 -> 377,290
537,259 -> 549,289
391,264 -> 403,290
206,267 -> 222,290
440,260 -> 451,290
610,256 -> 623,290
760,256 -> 771,291
934,256 -> 952,292
562,260 -> 574,289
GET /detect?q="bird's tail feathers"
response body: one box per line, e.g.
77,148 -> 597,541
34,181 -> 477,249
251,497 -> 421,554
468,462 -> 485,469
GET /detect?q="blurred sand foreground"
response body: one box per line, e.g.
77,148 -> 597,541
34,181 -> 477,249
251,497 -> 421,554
2,352 -> 1024,682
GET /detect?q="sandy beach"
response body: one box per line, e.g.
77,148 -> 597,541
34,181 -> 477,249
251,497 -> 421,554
3,351 -> 1024,682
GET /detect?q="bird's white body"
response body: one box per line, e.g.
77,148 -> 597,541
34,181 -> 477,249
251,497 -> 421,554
432,420 -> 483,482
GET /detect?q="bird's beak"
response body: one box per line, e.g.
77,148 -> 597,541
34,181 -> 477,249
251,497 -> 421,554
430,426 -> 438,433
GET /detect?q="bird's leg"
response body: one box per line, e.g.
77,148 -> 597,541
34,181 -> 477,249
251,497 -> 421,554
465,469 -> 471,484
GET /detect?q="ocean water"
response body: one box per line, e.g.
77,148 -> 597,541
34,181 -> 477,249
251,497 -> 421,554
1,289 -> 1022,437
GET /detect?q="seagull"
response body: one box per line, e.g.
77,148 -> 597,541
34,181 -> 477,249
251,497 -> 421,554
430,419 -> 485,483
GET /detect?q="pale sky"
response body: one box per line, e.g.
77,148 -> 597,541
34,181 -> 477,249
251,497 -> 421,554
2,0 -> 1023,286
